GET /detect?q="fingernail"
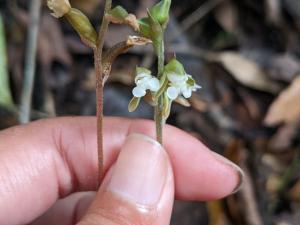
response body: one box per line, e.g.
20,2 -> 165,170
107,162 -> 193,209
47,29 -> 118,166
210,151 -> 244,194
107,133 -> 168,206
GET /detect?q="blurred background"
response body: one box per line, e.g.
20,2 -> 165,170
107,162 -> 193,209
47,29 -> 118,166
1,0 -> 300,224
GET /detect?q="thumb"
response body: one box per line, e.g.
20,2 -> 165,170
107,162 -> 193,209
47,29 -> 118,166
77,134 -> 174,225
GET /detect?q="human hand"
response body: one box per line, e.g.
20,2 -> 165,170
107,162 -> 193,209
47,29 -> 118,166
0,117 -> 243,225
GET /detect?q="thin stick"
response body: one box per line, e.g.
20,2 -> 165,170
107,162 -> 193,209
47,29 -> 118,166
94,0 -> 112,184
19,0 -> 42,123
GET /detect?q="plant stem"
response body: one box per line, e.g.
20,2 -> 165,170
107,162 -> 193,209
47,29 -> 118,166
155,37 -> 165,144
94,0 -> 112,185
19,0 -> 41,124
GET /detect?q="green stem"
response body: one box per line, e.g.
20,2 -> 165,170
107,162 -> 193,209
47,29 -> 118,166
94,0 -> 112,185
155,37 -> 165,144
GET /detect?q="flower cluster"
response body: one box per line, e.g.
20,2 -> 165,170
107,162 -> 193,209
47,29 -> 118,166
166,72 -> 201,100
129,58 -> 201,117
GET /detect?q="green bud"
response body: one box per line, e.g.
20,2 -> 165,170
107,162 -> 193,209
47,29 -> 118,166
149,0 -> 171,27
65,8 -> 97,46
164,58 -> 185,75
128,97 -> 141,112
147,10 -> 163,38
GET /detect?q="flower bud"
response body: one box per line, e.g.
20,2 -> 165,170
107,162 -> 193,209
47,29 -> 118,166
149,0 -> 171,27
65,8 -> 97,45
47,0 -> 71,18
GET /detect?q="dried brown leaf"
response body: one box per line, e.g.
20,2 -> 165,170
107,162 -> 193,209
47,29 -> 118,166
265,76 -> 300,126
214,0 -> 237,33
214,52 -> 281,94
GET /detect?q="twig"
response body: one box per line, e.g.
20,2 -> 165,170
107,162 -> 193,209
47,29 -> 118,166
94,0 -> 112,184
19,0 -> 42,124
0,14 -> 15,111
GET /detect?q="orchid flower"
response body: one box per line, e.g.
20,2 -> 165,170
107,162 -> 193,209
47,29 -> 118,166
132,68 -> 160,98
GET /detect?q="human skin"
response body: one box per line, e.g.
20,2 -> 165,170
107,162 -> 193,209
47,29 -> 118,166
0,117 -> 243,225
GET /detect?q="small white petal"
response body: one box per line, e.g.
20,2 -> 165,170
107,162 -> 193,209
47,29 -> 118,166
182,88 -> 192,98
193,84 -> 202,90
167,87 -> 179,100
136,77 -> 151,89
148,78 -> 160,92
132,86 -> 146,97
135,73 -> 151,84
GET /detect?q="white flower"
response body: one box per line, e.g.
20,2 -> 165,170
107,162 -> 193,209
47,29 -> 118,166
166,73 -> 201,100
47,0 -> 71,18
132,73 -> 160,98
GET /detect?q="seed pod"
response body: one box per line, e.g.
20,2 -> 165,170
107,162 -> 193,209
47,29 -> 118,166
65,8 -> 97,46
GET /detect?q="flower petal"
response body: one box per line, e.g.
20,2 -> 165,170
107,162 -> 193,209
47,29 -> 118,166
135,72 -> 151,84
182,88 -> 192,98
148,78 -> 160,92
167,87 -> 179,100
193,84 -> 202,90
132,86 -> 146,97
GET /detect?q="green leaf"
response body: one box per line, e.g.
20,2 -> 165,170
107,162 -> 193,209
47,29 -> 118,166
155,74 -> 168,99
138,17 -> 151,38
128,97 -> 141,112
0,15 -> 14,110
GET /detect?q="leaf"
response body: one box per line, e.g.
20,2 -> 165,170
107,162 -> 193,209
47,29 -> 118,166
128,97 -> 141,112
0,15 -> 14,110
106,6 -> 140,31
264,76 -> 300,126
214,52 -> 281,94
